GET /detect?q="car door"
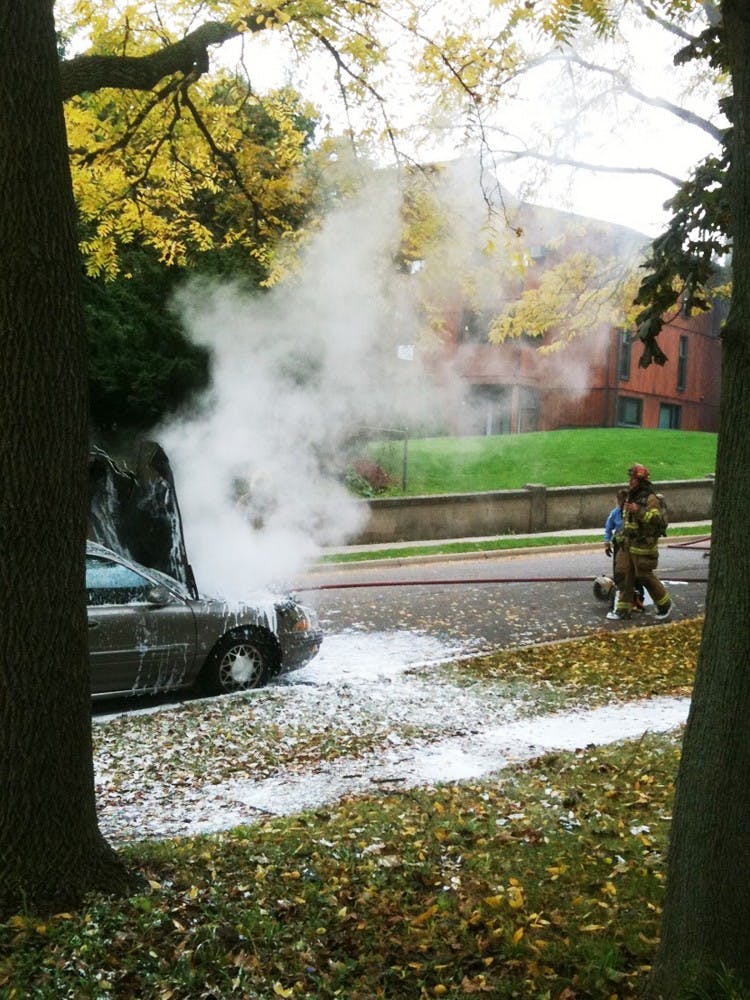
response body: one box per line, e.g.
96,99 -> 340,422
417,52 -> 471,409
86,554 -> 197,696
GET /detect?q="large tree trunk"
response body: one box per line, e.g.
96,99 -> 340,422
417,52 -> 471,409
649,1 -> 750,995
0,2 -> 133,912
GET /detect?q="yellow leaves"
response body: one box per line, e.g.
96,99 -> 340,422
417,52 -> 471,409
489,250 -> 635,349
8,915 -> 48,936
411,904 -> 439,926
538,0 -> 614,44
1,728 -> 678,1000
66,67 -> 317,277
507,884 -> 525,910
546,863 -> 568,880
472,618 -> 701,701
483,879 -> 524,911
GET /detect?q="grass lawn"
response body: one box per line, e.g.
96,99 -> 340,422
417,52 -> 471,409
363,428 -> 717,495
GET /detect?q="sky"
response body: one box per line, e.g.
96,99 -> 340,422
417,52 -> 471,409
231,3 -> 723,238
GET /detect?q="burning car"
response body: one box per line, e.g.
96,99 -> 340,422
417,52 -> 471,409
86,443 -> 322,699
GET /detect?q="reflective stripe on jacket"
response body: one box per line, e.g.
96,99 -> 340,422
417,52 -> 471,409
622,485 -> 663,556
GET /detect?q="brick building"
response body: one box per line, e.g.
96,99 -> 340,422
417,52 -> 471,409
424,202 -> 722,436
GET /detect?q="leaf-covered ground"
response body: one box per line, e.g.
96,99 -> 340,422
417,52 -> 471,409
447,618 -> 701,702
91,620 -> 700,844
1,619 -> 704,998
2,734 -> 681,998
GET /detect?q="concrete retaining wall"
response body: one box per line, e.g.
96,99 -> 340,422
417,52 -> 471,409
350,477 -> 714,544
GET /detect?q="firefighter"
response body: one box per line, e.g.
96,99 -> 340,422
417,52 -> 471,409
603,487 -> 645,614
607,463 -> 672,621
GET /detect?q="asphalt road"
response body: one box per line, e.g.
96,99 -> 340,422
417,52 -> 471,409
293,538 -> 710,654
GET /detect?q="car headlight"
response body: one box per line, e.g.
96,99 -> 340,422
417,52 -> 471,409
294,605 -> 318,632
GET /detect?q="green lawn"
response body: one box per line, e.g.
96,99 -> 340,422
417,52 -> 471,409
365,428 -> 717,495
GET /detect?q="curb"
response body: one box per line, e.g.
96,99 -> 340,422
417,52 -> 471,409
309,532 -> 712,573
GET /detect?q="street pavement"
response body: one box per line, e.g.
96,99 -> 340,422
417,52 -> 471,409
294,532 -> 710,654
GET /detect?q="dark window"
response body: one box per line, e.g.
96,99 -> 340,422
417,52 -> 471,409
677,335 -> 688,392
659,403 -> 682,429
618,330 -> 632,381
617,396 -> 642,427
517,386 -> 540,433
458,310 -> 490,344
466,385 -> 511,435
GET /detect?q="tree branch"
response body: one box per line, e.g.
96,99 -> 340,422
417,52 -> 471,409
556,53 -> 723,141
60,20 -> 242,100
307,26 -> 403,165
74,80 -> 179,166
180,87 -> 256,205
631,0 -> 696,43
490,145 -> 683,186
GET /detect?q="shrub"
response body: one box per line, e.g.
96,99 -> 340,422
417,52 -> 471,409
346,459 -> 394,496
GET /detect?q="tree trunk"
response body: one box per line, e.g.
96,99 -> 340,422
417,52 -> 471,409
0,2 -> 134,913
649,1 -> 750,994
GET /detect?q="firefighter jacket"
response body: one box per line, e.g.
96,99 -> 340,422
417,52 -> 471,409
622,483 -> 665,556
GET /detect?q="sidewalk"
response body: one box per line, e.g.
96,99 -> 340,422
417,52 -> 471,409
318,522 -> 711,564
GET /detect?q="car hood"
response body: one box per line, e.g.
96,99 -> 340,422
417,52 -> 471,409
88,441 -> 198,598
196,594 -> 285,629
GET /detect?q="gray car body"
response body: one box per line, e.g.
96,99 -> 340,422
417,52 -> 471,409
86,541 -> 322,699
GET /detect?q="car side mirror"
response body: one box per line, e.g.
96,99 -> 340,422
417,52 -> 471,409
145,585 -> 174,607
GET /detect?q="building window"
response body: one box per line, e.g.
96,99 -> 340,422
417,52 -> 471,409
617,396 -> 642,427
659,403 -> 682,429
618,330 -> 632,381
677,335 -> 688,392
466,385 -> 512,435
517,387 -> 540,433
458,309 -> 490,344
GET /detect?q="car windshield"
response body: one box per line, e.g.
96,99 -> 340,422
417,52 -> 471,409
86,554 -> 191,606
86,556 -> 154,606
132,561 -> 193,599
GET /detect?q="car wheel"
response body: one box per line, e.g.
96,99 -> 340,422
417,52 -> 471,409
200,628 -> 278,695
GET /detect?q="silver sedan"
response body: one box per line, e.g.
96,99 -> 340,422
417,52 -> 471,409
86,542 -> 322,699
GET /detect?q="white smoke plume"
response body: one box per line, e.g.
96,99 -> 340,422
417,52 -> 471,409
158,160 -> 643,598
159,176 -> 439,598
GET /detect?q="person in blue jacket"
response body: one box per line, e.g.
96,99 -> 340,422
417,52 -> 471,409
604,488 -> 628,559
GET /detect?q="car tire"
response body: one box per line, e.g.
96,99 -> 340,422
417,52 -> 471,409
200,628 -> 279,695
